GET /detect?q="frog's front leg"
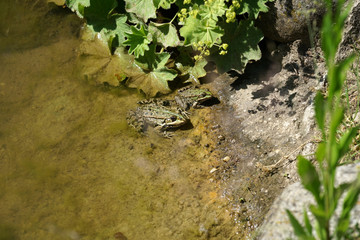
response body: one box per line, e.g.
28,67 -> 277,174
154,125 -> 174,138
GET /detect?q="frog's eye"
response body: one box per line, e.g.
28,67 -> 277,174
170,116 -> 177,121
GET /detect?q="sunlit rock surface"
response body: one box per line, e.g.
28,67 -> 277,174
258,163 -> 360,239
257,0 -> 325,43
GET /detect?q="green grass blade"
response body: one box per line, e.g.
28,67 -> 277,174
338,126 -> 359,159
298,156 -> 322,204
303,208 -> 313,236
336,174 -> 360,238
286,210 -> 308,238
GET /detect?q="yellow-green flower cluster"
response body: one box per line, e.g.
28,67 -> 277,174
219,43 -> 228,55
183,0 -> 191,4
193,41 -> 211,61
177,8 -> 188,23
225,0 -> 241,23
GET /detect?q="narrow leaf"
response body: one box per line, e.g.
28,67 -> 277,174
298,156 -> 322,204
314,92 -> 326,135
286,210 -> 308,238
336,174 -> 360,238
329,106 -> 344,142
338,126 -> 359,159
303,208 -> 313,237
315,141 -> 326,164
309,205 -> 327,229
329,54 -> 356,99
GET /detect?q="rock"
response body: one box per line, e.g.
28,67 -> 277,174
301,103 -> 315,135
258,163 -> 360,239
257,0 -> 326,43
337,0 -> 360,61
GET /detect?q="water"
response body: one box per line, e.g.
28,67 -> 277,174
0,1 -> 238,239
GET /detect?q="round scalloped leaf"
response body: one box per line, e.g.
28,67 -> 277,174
180,15 -> 223,46
125,66 -> 177,97
66,0 -> 90,17
113,15 -> 131,46
153,0 -> 176,9
123,25 -> 151,58
124,44 -> 177,97
77,36 -> 132,86
125,0 -> 157,22
176,58 -> 207,84
149,22 -> 180,48
82,0 -> 118,31
210,20 -> 263,74
236,0 -> 274,19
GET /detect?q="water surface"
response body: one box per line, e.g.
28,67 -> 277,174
0,2 -> 237,239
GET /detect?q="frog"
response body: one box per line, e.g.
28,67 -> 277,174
174,85 -> 214,110
126,99 -> 190,137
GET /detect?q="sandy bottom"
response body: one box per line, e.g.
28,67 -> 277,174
0,2 -> 238,239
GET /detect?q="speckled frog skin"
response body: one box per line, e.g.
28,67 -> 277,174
126,99 -> 189,137
174,85 -> 213,110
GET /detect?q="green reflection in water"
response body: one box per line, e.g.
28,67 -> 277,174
0,1 -> 235,240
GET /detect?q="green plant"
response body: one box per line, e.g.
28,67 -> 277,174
65,0 -> 273,96
286,0 -> 360,239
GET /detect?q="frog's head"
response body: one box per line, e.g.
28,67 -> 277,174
164,109 -> 189,128
196,88 -> 213,102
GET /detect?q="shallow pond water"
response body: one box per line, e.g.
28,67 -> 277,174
0,1 -> 243,239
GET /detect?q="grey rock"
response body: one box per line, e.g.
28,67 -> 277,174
337,0 -> 360,61
257,0 -> 326,43
258,163 -> 360,239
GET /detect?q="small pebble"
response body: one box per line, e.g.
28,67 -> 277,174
222,156 -> 230,162
210,168 -> 218,173
217,135 -> 225,141
114,232 -> 127,240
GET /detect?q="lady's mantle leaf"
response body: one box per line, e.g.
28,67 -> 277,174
66,0 -> 90,17
125,66 -> 177,97
149,22 -> 180,48
179,15 -> 202,45
198,0 -> 226,22
153,0 -> 176,9
236,0 -> 273,19
211,20 -> 263,73
180,15 -> 223,46
125,44 -> 177,97
82,0 -> 118,31
123,25 -> 151,58
77,35 -> 132,86
135,44 -> 170,70
176,58 -> 207,84
49,0 -> 65,6
114,15 -> 131,46
125,0 -> 157,22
